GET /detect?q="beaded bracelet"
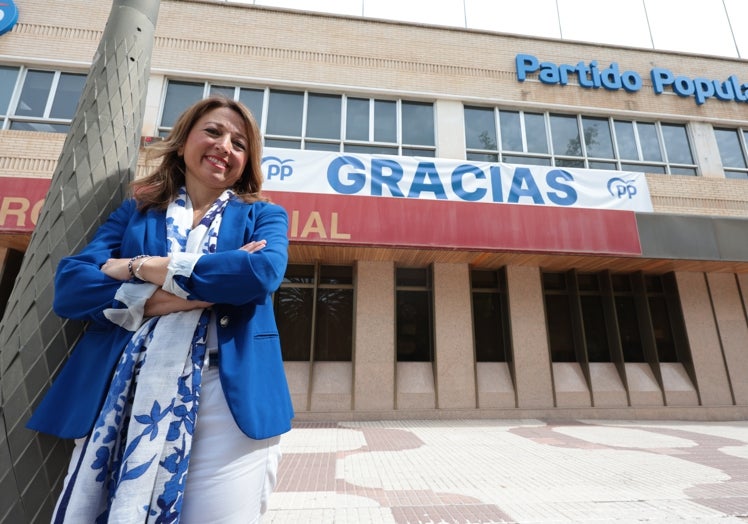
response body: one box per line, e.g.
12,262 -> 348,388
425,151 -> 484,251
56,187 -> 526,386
128,255 -> 150,280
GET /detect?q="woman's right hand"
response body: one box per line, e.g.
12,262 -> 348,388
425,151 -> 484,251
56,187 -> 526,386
144,289 -> 213,317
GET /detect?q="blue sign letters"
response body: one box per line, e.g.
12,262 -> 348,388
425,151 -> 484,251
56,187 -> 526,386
517,53 -> 748,106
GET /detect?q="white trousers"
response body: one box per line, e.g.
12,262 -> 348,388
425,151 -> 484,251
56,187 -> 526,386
181,367 -> 282,524
55,367 -> 282,524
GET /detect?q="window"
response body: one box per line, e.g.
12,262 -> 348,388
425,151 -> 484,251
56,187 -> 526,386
470,269 -> 511,362
465,106 -> 697,175
542,271 -> 691,365
158,80 -> 436,156
396,267 -> 433,362
273,264 -> 354,362
1,66 -> 86,133
715,127 -> 748,179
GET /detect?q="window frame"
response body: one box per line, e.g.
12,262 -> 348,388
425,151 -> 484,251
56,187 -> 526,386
465,105 -> 698,175
1,66 -> 87,133
157,80 -> 436,156
273,263 -> 354,363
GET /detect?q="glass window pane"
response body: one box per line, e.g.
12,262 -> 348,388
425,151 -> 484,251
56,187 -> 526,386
550,114 -> 582,157
465,106 -> 497,150
306,93 -> 341,139
546,294 -> 576,362
555,158 -> 585,168
397,267 -> 428,287
661,124 -> 693,164
397,290 -> 432,362
467,152 -> 499,162
581,296 -> 611,362
582,117 -> 614,158
344,144 -> 398,155
588,161 -> 617,170
284,264 -> 314,283
637,122 -> 662,161
649,296 -> 677,362
49,73 -> 86,119
0,66 -> 20,114
320,265 -> 353,285
472,292 -> 506,362
621,163 -> 666,174
239,88 -> 264,123
275,287 -> 313,361
305,141 -> 340,152
162,81 -> 203,127
615,296 -> 644,362
373,99 -> 396,142
265,138 -> 300,149
210,85 -> 235,99
669,166 -> 697,176
402,101 -> 434,146
15,70 -> 54,117
724,170 -> 748,179
266,90 -> 303,136
401,147 -> 435,157
10,121 -> 69,133
524,112 -> 548,154
471,270 -> 499,289
499,110 -> 522,151
346,97 -> 369,141
715,128 -> 746,168
314,289 -> 353,361
614,120 -> 639,160
503,155 -> 551,166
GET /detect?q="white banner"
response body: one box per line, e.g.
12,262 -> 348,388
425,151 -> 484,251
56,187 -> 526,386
261,148 -> 653,212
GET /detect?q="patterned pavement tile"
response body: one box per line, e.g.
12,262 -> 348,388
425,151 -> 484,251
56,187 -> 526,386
265,419 -> 748,523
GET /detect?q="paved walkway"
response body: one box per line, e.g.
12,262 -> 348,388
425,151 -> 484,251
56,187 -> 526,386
264,419 -> 748,523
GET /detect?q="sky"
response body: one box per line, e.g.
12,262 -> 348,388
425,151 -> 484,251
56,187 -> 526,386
220,0 -> 748,59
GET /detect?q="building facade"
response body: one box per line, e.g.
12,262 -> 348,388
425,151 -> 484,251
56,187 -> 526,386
2,0 -> 748,423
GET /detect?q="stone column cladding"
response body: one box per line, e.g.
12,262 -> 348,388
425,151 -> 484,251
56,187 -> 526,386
690,121 -> 727,179
0,1 -> 159,522
434,99 -> 467,161
506,265 -> 554,408
706,272 -> 748,405
354,260 -> 396,411
675,271 -> 734,406
432,262 -> 476,409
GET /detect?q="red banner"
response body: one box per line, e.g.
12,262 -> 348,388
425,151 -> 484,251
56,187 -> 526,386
0,177 -> 49,233
0,178 -> 641,255
265,191 -> 641,255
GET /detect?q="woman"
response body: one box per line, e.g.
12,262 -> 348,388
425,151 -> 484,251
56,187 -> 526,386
27,96 -> 294,523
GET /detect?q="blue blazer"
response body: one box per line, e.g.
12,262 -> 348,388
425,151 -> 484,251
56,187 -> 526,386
27,197 -> 294,440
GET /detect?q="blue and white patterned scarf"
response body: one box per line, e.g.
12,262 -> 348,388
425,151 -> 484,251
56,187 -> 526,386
54,188 -> 233,523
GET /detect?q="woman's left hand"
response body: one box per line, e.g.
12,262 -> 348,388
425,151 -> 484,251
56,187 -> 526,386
100,258 -> 132,281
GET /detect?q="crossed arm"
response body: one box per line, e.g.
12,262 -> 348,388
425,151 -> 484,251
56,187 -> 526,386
99,240 -> 267,317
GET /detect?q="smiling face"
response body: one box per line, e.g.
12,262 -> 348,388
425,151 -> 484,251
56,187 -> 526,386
179,106 -> 249,202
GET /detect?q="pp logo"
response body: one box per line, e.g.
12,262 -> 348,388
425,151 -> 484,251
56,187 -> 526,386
607,177 -> 637,199
262,156 -> 294,181
0,0 -> 19,36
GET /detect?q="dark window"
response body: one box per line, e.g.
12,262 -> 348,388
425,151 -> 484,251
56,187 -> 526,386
274,264 -> 354,362
396,267 -> 432,362
471,269 -> 510,362
542,271 -> 690,365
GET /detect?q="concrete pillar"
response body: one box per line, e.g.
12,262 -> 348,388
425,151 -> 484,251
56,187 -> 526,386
707,272 -> 748,404
506,265 -> 554,408
434,99 -> 467,160
433,262 -> 476,409
675,272 -> 733,406
354,260 -> 396,411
